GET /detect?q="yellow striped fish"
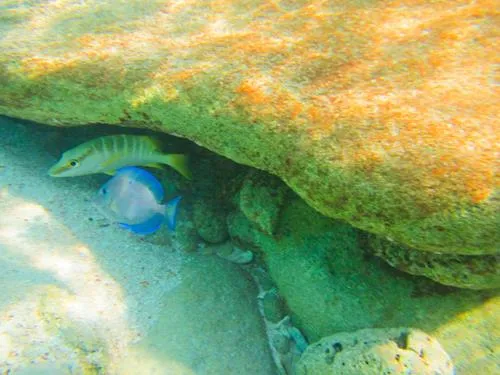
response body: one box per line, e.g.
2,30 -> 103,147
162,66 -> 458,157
48,134 -> 191,179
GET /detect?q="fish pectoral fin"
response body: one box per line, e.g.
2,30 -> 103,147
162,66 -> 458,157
99,155 -> 122,171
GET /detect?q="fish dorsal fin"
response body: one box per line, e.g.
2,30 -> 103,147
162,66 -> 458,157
117,166 -> 164,201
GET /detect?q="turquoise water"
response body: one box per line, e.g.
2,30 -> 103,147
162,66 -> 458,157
0,1 -> 498,373
1,116 -> 497,375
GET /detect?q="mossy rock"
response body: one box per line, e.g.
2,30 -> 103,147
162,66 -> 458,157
189,150 -> 243,244
295,328 -> 454,375
173,206 -> 199,252
192,200 -> 229,244
368,235 -> 500,290
237,170 -> 288,236
0,1 -> 498,256
227,196 -> 500,374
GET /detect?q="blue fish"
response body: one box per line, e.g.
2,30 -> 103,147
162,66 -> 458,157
95,167 -> 181,235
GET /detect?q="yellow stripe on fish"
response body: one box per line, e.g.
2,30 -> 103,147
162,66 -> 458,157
48,134 -> 192,179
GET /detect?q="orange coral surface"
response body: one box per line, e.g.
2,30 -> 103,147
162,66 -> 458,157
0,0 -> 498,254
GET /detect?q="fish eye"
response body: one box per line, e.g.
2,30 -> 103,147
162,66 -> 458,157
69,159 -> 80,168
102,188 -> 108,195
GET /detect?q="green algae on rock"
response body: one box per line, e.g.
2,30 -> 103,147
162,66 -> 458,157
237,170 -> 289,236
193,200 -> 229,244
189,151 -> 242,245
0,0 -> 498,256
295,328 -> 454,375
227,187 -> 500,374
368,235 -> 500,290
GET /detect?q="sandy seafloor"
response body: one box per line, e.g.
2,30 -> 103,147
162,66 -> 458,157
0,117 -> 276,374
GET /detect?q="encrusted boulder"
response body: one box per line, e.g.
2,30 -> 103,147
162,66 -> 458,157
189,152 -> 239,244
226,195 -> 500,374
368,235 -> 500,289
236,170 -> 288,235
296,328 -> 454,375
192,200 -> 228,244
0,1 -> 497,256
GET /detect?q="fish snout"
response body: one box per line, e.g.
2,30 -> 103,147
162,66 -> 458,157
48,161 -> 82,177
48,159 -> 69,177
47,164 -> 61,177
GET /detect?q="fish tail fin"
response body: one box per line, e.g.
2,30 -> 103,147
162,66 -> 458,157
160,154 -> 192,180
163,196 -> 182,231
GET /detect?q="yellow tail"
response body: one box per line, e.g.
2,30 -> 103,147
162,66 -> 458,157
161,154 -> 192,180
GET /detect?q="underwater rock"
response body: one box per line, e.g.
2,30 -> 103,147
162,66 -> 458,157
260,289 -> 286,324
192,200 -> 229,244
120,255 -> 276,375
237,170 -> 288,235
229,170 -> 499,291
250,265 -> 306,375
295,328 -> 454,375
172,206 -> 200,253
217,244 -> 253,264
0,1 -> 497,256
227,196 -> 500,374
190,153 -> 237,245
369,235 -> 500,290
227,211 -> 262,248
201,241 -> 254,264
